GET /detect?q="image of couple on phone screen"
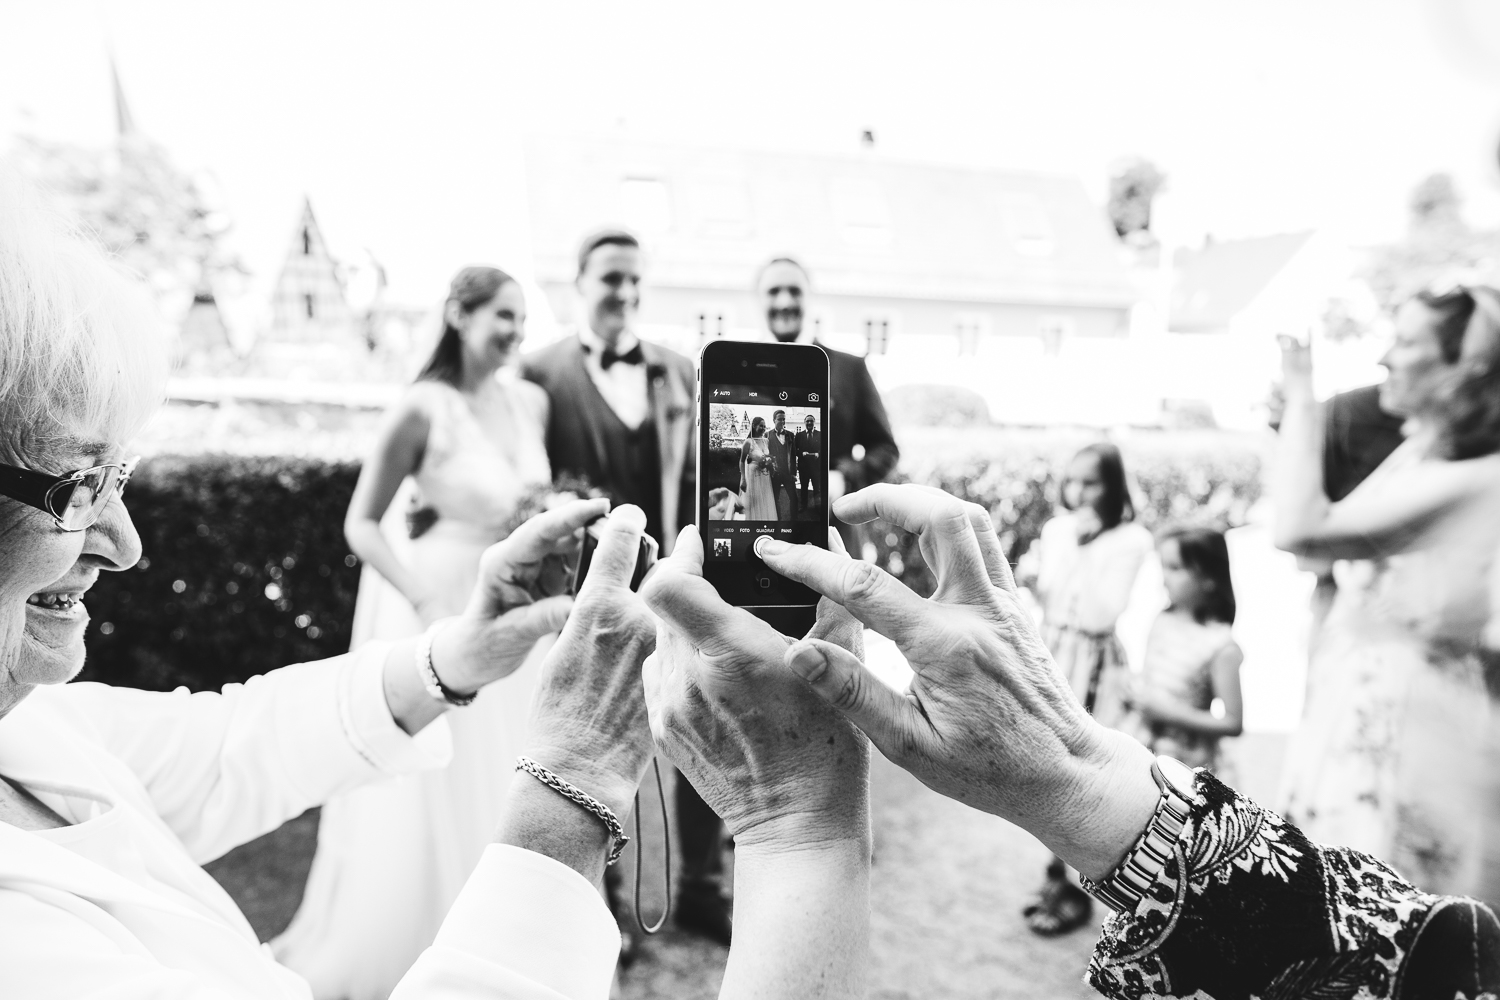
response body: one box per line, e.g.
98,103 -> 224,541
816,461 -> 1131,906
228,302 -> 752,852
705,398 -> 824,553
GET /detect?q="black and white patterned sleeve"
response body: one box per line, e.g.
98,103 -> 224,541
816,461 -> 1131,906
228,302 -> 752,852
1084,769 -> 1500,999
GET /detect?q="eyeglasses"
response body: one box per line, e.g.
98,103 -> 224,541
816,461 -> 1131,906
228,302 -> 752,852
0,456 -> 139,531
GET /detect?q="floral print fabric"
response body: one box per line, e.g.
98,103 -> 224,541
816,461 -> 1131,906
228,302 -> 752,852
1085,769 -> 1500,999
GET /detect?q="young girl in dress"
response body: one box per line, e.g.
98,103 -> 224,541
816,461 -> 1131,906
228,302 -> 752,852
1121,527 -> 1244,772
1016,442 -> 1154,936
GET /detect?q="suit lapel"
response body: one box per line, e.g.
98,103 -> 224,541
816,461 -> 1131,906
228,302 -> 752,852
640,343 -> 692,547
562,337 -> 613,474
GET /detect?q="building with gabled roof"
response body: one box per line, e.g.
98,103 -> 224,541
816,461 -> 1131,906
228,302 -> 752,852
524,135 -> 1137,359
266,198 -> 353,341
1169,231 -> 1319,335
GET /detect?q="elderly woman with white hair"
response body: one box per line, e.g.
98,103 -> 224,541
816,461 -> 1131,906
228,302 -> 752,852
0,179 -> 887,1000
0,180 -> 638,996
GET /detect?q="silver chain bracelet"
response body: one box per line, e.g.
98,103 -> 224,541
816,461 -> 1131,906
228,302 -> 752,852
515,756 -> 630,865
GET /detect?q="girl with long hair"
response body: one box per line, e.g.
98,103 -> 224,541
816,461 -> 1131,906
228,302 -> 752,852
1016,442 -> 1155,936
273,267 -> 555,999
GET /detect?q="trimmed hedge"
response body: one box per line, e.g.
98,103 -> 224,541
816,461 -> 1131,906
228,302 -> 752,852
79,456 -> 363,692
83,432 -> 1262,691
865,430 -> 1262,598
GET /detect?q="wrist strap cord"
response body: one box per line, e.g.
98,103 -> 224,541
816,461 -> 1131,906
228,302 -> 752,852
633,758 -> 671,935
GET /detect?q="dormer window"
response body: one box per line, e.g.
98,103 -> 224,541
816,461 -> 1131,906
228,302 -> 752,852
1002,193 -> 1054,257
831,177 -> 892,249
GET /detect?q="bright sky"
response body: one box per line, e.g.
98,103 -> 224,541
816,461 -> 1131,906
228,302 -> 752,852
3,0 -> 1499,305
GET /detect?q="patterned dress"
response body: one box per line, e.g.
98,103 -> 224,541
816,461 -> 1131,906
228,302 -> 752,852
1278,440 -> 1500,896
1031,515 -> 1155,723
1086,769 -> 1500,999
1116,613 -> 1237,771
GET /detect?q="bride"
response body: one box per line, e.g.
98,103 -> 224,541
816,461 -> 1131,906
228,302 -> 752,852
740,417 -> 779,520
1273,282 -> 1500,894
272,267 -> 554,998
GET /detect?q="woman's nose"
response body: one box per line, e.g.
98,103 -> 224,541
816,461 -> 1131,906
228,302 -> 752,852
84,495 -> 143,572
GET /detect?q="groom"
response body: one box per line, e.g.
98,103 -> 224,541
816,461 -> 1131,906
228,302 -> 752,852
521,229 -> 731,947
766,409 -> 798,520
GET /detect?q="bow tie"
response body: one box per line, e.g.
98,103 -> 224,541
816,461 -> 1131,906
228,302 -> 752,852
597,343 -> 644,369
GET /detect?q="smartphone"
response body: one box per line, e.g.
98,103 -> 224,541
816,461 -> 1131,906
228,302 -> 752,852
570,517 -> 659,595
697,340 -> 830,635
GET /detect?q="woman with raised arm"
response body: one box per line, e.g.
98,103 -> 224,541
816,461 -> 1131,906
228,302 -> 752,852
1271,285 -> 1500,896
273,267 -> 560,997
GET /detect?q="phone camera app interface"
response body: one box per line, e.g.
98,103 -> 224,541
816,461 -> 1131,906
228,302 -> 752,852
704,384 -> 826,560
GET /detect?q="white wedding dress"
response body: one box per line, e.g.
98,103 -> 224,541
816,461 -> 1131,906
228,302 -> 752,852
273,372 -> 553,1000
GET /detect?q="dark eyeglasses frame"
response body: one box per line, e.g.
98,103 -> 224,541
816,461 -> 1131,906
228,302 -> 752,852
0,456 -> 140,531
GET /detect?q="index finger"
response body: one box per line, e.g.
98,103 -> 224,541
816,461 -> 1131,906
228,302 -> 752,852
898,485 -> 1015,595
578,504 -> 649,592
755,537 -> 929,643
831,485 -> 992,599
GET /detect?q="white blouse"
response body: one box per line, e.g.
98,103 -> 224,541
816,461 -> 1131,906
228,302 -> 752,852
0,642 -> 619,999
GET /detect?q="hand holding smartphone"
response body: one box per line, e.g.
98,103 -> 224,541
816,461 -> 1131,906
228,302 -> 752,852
697,340 -> 830,635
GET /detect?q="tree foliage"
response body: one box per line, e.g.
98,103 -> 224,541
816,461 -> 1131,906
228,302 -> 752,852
7,133 -> 243,305
1108,157 -> 1168,240
1363,172 -> 1500,309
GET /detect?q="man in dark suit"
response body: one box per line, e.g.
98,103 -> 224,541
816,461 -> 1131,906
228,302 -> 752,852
521,229 -> 728,948
1309,382 -> 1405,628
756,257 -> 899,549
795,413 -> 822,517
766,408 -> 798,519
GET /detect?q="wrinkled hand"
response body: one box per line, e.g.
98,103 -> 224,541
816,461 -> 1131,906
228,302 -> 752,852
522,505 -> 658,819
434,498 -> 607,696
757,484 -> 1156,879
640,526 -> 869,848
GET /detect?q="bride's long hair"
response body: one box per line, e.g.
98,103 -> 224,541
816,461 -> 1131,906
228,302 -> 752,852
415,266 -> 516,387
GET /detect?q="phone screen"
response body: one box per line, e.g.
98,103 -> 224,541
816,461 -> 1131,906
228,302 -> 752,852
701,383 -> 827,561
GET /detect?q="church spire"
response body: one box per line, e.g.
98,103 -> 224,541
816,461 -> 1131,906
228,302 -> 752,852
110,52 -> 136,138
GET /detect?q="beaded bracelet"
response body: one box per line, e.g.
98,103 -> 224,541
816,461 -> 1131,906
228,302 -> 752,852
416,617 -> 475,707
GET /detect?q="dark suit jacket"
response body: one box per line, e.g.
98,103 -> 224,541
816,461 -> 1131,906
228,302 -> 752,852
1323,384 -> 1404,502
767,427 -> 797,481
822,343 -> 899,490
795,429 -> 822,484
520,335 -> 696,552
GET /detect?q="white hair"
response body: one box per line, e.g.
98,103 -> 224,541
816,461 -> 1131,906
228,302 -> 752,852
0,171 -> 169,467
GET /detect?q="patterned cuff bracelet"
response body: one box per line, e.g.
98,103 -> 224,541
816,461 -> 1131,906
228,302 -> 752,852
516,756 -> 631,865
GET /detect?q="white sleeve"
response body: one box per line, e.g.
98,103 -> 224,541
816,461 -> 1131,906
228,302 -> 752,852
56,641 -> 452,863
391,846 -> 620,1000
0,887 -> 233,999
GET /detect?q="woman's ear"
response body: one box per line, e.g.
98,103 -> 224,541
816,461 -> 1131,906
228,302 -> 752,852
444,299 -> 468,332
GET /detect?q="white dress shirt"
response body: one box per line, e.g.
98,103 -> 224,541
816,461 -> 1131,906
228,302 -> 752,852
0,642 -> 620,999
578,327 -> 649,431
